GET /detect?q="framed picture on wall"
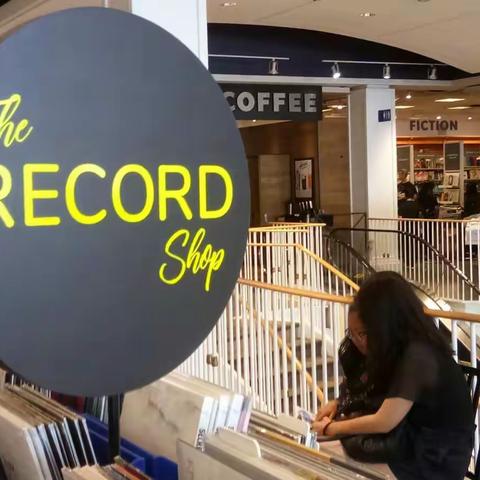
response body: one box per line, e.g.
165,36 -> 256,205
294,158 -> 313,199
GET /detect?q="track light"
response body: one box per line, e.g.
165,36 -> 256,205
269,58 -> 279,75
383,64 -> 391,79
428,65 -> 437,80
331,62 -> 341,79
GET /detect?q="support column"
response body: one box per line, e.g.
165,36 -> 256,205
349,87 -> 398,264
349,86 -> 397,219
130,0 -> 208,67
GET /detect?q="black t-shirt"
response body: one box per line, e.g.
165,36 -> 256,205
398,181 -> 416,198
398,200 -> 420,219
387,342 -> 473,431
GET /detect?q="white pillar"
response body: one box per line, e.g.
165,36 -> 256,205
349,87 -> 397,219
130,0 -> 208,67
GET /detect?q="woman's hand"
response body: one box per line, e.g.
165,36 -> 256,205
311,417 -> 334,436
315,399 -> 338,422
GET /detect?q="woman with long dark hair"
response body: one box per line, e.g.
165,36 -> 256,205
313,272 -> 474,480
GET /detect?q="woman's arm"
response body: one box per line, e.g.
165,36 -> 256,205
312,397 -> 413,436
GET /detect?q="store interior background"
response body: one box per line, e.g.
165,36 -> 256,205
240,87 -> 480,227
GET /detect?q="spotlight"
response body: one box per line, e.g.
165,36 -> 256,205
468,116 -> 473,120
428,66 -> 437,80
269,58 -> 279,75
383,64 -> 391,79
331,62 -> 341,79
406,92 -> 412,100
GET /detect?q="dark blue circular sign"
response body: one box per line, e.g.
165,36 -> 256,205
0,8 -> 249,396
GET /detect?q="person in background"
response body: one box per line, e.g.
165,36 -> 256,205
397,170 -> 416,205
398,188 -> 420,219
417,181 -> 438,219
313,272 -> 474,480
464,182 -> 480,218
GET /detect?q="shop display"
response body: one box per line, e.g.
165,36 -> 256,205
120,373 -> 251,463
192,423 -> 392,480
412,146 -> 444,187
63,459 -> 151,479
465,145 -> 480,167
0,384 -> 97,480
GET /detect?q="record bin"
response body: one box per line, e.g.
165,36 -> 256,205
84,414 -> 178,480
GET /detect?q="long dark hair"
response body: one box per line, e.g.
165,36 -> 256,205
353,271 -> 450,392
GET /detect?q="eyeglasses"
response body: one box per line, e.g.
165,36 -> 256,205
345,328 -> 367,343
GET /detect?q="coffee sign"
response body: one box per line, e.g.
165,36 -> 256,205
0,8 -> 249,396
221,84 -> 322,120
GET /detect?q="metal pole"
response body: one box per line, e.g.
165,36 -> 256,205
108,394 -> 121,462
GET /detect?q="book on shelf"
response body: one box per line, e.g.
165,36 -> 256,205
443,172 -> 460,188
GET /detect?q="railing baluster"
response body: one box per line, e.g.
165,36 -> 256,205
290,293 -> 298,417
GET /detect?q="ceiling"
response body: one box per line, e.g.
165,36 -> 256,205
394,88 -> 480,120
208,0 -> 480,74
323,88 -> 480,121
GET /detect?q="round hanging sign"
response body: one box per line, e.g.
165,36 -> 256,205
0,7 -> 249,396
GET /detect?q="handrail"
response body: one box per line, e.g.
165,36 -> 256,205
238,278 -> 480,325
249,224 -> 325,232
246,304 -> 325,405
330,227 -> 480,297
238,278 -> 353,304
324,235 -> 375,277
325,234 -> 451,311
266,223 -> 327,227
370,217 -> 471,224
247,241 -> 360,292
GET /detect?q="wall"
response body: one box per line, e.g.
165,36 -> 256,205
318,117 -> 351,227
240,121 -> 320,225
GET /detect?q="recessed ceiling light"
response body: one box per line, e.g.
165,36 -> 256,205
406,93 -> 412,100
468,116 -> 473,120
360,12 -> 375,17
436,115 -> 442,120
448,106 -> 471,110
435,98 -> 465,103
252,119 -> 257,123
221,2 -> 237,6
395,105 -> 415,109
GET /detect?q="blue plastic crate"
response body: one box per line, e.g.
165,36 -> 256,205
84,414 -> 178,480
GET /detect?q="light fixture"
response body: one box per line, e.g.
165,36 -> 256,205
221,2 -> 237,6
383,64 -> 391,79
436,115 -> 442,120
435,98 -> 466,103
468,116 -> 473,120
252,119 -> 257,123
360,12 -> 376,17
269,58 -> 279,75
395,105 -> 415,109
406,92 -> 412,100
331,62 -> 341,79
330,104 -> 346,110
428,66 -> 437,80
448,106 -> 471,110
